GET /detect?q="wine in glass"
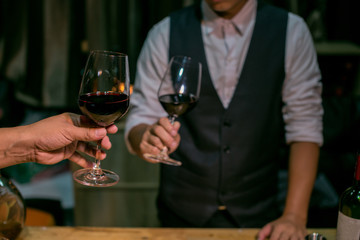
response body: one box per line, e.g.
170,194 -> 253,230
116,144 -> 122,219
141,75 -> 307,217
73,50 -> 130,187
144,55 -> 202,166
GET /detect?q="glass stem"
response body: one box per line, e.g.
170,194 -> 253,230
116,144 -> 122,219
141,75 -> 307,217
92,140 -> 103,176
163,115 -> 176,156
169,115 -> 176,125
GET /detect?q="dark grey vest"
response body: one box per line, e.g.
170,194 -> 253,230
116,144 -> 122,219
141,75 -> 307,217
159,2 -> 288,227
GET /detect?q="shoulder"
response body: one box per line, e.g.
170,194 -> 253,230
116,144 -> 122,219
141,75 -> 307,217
148,16 -> 170,37
286,12 -> 314,48
144,16 -> 170,48
288,12 -> 308,31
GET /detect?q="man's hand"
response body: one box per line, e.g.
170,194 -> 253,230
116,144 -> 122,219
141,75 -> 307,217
257,213 -> 308,240
128,117 -> 180,163
2,113 -> 118,169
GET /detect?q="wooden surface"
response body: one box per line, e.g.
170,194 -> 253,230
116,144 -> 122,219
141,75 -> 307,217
17,227 -> 336,240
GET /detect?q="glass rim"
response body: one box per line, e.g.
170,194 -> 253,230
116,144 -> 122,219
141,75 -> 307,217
90,50 -> 128,57
170,55 -> 201,66
171,55 -> 192,61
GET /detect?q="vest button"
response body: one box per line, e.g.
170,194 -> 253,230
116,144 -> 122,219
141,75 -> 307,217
223,119 -> 232,127
223,146 -> 231,154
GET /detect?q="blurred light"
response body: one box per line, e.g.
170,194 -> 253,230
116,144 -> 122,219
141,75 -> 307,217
179,85 -> 185,94
179,68 -> 184,77
118,83 -> 133,95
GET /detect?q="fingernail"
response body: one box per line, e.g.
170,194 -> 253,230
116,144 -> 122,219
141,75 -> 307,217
171,141 -> 177,149
95,128 -> 106,137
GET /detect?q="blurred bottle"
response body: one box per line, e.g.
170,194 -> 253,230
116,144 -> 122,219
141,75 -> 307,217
336,152 -> 360,239
0,172 -> 25,240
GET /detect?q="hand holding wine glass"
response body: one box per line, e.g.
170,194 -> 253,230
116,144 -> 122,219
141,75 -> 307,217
73,50 -> 130,187
143,55 -> 202,166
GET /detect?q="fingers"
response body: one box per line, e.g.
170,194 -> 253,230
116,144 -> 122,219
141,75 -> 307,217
257,218 -> 307,240
168,133 -> 181,153
106,124 -> 118,134
138,129 -> 163,162
68,152 -> 94,168
68,113 -> 118,152
147,126 -> 177,153
68,126 -> 107,143
74,114 -> 118,135
69,113 -> 117,137
151,118 -> 180,150
99,136 -> 112,150
158,117 -> 179,137
136,119 -> 180,164
269,228 -> 304,240
76,141 -> 107,160
257,223 -> 272,240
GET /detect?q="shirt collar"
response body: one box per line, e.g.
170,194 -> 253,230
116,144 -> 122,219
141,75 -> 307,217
201,0 -> 257,36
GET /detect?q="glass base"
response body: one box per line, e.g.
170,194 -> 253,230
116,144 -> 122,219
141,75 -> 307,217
143,153 -> 182,166
73,168 -> 119,187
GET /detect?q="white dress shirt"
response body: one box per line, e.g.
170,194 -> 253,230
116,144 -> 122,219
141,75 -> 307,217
125,0 -> 323,152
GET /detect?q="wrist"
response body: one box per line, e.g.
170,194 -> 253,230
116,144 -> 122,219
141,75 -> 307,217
282,211 -> 308,225
2,126 -> 34,167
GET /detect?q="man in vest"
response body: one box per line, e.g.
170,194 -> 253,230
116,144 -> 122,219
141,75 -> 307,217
125,0 -> 323,239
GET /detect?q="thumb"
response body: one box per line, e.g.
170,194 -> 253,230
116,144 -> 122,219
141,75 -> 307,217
70,126 -> 107,142
257,223 -> 272,240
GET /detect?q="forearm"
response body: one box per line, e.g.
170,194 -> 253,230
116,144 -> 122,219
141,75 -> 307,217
283,142 -> 319,223
0,126 -> 32,168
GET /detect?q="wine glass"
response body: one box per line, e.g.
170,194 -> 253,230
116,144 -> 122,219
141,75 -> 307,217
144,55 -> 202,166
73,50 -> 130,187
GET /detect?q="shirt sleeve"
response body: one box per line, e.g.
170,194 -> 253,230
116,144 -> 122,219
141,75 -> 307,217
283,13 -> 323,146
124,17 -> 171,153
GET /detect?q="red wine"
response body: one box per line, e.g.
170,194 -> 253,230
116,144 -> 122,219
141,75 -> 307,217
336,152 -> 360,239
159,94 -> 198,117
78,92 -> 129,126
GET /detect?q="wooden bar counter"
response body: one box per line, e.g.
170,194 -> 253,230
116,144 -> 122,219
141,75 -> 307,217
17,227 -> 336,240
